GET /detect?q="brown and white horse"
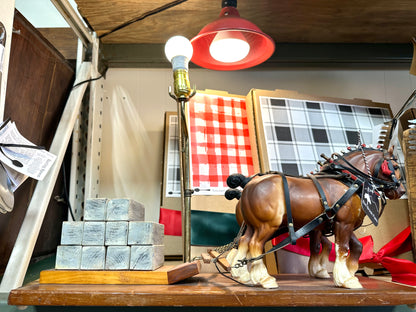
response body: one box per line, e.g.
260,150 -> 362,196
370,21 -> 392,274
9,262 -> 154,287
226,147 -> 405,289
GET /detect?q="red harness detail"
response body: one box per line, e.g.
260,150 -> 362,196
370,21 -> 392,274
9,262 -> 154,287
342,169 -> 357,181
381,160 -> 392,176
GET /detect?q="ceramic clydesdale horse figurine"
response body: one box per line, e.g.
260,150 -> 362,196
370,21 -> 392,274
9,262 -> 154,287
225,146 -> 405,289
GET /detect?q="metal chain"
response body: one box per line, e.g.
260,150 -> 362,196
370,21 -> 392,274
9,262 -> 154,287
214,221 -> 246,254
357,131 -> 377,188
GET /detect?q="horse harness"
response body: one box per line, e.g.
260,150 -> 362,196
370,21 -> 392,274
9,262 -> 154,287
233,149 -> 400,268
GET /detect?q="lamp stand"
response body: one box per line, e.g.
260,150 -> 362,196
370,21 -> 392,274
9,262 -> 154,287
169,69 -> 195,263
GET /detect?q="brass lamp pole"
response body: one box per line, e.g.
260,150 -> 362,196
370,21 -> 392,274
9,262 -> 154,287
165,36 -> 195,262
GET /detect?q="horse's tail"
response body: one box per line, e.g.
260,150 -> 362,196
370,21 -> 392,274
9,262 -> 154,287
224,173 -> 255,201
226,173 -> 252,188
224,189 -> 242,200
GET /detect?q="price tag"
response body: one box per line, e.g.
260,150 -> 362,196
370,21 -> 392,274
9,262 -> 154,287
361,181 -> 380,226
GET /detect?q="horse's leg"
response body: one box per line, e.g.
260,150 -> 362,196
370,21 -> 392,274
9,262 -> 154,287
318,235 -> 332,278
333,222 -> 363,289
308,230 -> 331,279
248,228 -> 278,289
347,232 -> 363,276
229,225 -> 253,283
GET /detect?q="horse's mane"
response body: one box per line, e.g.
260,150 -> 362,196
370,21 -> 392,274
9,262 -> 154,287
320,146 -> 385,167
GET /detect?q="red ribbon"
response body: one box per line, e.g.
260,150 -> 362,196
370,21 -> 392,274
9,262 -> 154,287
359,226 -> 416,286
159,208 -> 182,236
272,226 -> 416,286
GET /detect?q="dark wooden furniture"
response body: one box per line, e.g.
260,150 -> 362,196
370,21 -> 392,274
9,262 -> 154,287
8,273 -> 416,307
0,10 -> 75,272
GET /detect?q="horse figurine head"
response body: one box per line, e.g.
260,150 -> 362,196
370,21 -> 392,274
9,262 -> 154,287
321,145 -> 405,200
225,146 -> 405,290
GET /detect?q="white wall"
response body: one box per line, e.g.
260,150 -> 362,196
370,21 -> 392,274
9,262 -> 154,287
100,67 -> 416,222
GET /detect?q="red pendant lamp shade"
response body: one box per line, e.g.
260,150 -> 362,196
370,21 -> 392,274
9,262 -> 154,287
190,3 -> 275,70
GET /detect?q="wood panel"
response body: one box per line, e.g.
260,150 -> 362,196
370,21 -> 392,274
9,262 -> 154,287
0,10 -> 75,272
400,109 -> 416,261
74,0 -> 416,44
8,273 -> 416,307
38,28 -> 78,60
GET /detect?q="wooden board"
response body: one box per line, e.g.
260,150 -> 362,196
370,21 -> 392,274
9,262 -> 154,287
74,0 -> 416,44
401,112 -> 416,261
39,261 -> 200,285
9,273 -> 416,307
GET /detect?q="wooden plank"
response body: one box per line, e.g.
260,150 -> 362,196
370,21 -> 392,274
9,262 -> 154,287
207,250 -> 230,272
39,261 -> 200,285
74,0 -> 416,44
201,253 -> 211,264
9,273 -> 416,307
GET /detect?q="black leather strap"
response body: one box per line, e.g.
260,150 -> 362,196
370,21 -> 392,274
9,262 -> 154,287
279,173 -> 296,245
308,174 -> 331,214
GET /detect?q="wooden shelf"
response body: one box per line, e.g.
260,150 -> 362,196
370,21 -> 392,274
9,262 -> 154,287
8,273 -> 416,307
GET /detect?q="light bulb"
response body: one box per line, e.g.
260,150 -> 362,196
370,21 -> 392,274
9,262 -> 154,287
209,31 -> 250,63
165,36 -> 193,63
165,36 -> 193,98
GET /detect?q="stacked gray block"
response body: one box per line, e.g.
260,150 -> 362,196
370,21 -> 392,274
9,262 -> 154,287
60,221 -> 83,245
81,246 -> 106,270
55,198 -> 164,271
128,222 -> 164,245
84,198 -> 107,221
55,245 -> 82,269
105,221 -> 128,245
82,222 -> 105,245
106,198 -> 145,221
130,245 -> 164,271
106,246 -> 131,270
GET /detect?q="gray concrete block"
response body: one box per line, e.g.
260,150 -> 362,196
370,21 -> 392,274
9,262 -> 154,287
82,221 -> 105,245
105,221 -> 128,246
55,245 -> 82,269
84,198 -> 107,221
106,199 -> 145,221
81,246 -> 106,270
105,246 -> 130,270
60,221 -> 83,245
130,245 -> 164,271
128,221 -> 164,245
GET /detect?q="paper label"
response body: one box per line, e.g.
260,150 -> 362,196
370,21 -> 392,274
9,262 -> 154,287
361,181 -> 380,226
0,120 -> 56,190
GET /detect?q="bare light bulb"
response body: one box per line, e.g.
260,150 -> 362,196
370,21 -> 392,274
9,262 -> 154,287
165,35 -> 193,69
209,31 -> 250,63
165,35 -> 193,98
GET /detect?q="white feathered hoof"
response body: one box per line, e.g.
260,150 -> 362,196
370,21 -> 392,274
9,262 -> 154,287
226,248 -> 238,265
238,271 -> 252,284
260,276 -> 279,289
315,269 -> 331,279
340,276 -> 363,289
